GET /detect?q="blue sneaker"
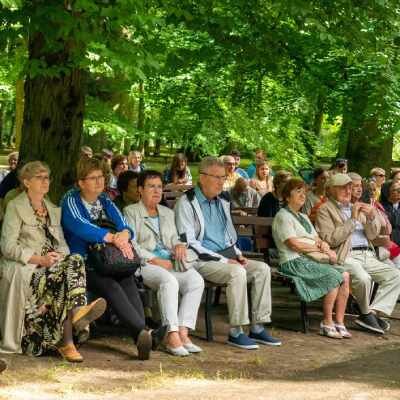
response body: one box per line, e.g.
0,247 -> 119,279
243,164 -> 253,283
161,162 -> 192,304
227,333 -> 259,350
249,329 -> 282,346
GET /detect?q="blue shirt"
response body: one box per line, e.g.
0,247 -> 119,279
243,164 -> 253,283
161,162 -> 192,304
236,167 -> 249,180
246,164 -> 256,179
148,216 -> 172,260
340,203 -> 369,248
195,186 -> 228,252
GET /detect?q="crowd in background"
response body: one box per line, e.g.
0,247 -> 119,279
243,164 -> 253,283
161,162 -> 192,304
0,145 -> 400,368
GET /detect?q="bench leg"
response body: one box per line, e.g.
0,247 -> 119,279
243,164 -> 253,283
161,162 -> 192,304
300,301 -> 309,334
205,287 -> 214,342
213,286 -> 222,306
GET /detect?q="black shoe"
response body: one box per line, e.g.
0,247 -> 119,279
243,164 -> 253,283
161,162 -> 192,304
136,329 -> 152,360
376,316 -> 391,332
0,359 -> 7,373
355,312 -> 384,334
151,325 -> 168,351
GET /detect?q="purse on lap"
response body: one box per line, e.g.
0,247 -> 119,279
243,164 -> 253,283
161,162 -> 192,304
296,237 -> 331,264
86,214 -> 142,279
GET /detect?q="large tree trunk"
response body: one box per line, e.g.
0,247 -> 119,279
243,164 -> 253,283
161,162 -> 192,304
20,70 -> 85,201
20,29 -> 85,202
341,87 -> 393,175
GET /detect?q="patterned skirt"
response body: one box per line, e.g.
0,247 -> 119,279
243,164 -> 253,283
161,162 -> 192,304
22,254 -> 87,357
279,256 -> 344,303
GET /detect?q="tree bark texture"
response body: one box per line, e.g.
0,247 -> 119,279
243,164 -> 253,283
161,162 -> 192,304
20,69 -> 85,202
14,79 -> 24,150
341,88 -> 393,176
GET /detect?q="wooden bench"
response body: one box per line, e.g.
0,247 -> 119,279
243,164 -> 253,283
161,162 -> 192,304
162,190 -> 184,209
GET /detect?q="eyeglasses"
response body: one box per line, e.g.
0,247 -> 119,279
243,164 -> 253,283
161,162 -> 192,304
33,175 -> 51,182
144,184 -> 163,191
83,175 -> 105,183
391,188 -> 400,194
200,172 -> 227,181
377,174 -> 386,177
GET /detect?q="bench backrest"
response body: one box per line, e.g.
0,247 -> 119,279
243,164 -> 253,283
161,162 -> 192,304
231,215 -> 275,257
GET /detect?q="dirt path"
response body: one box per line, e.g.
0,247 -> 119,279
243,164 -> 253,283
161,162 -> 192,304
1,285 -> 400,400
1,317 -> 400,399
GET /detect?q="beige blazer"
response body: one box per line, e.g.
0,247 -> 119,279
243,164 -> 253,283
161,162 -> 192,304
315,198 -> 380,264
0,191 -> 70,353
124,201 -> 198,266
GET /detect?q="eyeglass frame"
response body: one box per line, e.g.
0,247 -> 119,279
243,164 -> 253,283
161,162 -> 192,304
82,174 -> 105,183
200,172 -> 227,181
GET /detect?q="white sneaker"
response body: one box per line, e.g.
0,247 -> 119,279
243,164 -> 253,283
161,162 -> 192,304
166,346 -> 190,357
183,342 -> 203,353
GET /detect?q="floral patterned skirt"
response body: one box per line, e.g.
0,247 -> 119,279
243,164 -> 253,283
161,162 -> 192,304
22,254 -> 87,356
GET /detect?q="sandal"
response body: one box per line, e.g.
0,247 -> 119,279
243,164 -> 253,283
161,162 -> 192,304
57,343 -> 83,363
319,322 -> 342,339
335,323 -> 352,339
72,298 -> 107,331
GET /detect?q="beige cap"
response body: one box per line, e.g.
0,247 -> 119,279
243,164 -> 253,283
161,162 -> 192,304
328,173 -> 352,187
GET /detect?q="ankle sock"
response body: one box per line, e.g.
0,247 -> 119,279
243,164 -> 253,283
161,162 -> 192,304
229,326 -> 243,338
250,324 -> 264,334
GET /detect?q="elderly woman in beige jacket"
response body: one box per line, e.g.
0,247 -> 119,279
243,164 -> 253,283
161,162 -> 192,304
124,170 -> 204,357
0,161 -> 105,362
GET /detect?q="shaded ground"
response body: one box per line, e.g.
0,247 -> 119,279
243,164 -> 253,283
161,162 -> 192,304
1,283 -> 400,400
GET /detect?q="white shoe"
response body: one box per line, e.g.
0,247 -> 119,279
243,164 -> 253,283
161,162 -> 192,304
166,346 -> 190,357
183,342 -> 203,353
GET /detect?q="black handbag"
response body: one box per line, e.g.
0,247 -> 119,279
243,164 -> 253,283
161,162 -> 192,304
86,213 -> 141,279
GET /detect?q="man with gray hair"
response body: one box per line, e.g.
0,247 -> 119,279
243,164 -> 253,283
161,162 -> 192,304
175,156 -> 281,349
316,173 -> 400,334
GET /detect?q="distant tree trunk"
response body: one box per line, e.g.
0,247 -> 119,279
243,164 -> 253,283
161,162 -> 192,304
312,94 -> 325,137
137,80 -> 146,154
0,103 -> 4,147
154,138 -> 162,156
14,79 -> 24,150
19,31 -> 85,202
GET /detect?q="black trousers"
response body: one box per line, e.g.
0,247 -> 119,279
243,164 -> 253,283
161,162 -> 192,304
87,270 -> 145,341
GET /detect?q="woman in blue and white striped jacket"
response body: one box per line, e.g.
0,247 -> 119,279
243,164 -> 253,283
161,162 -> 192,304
61,157 -> 164,360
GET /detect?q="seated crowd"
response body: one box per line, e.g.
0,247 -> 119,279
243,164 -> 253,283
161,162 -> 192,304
1,146 -> 400,368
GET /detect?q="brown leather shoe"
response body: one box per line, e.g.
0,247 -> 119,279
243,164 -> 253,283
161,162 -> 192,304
57,343 -> 83,363
72,298 -> 107,331
0,359 -> 7,373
